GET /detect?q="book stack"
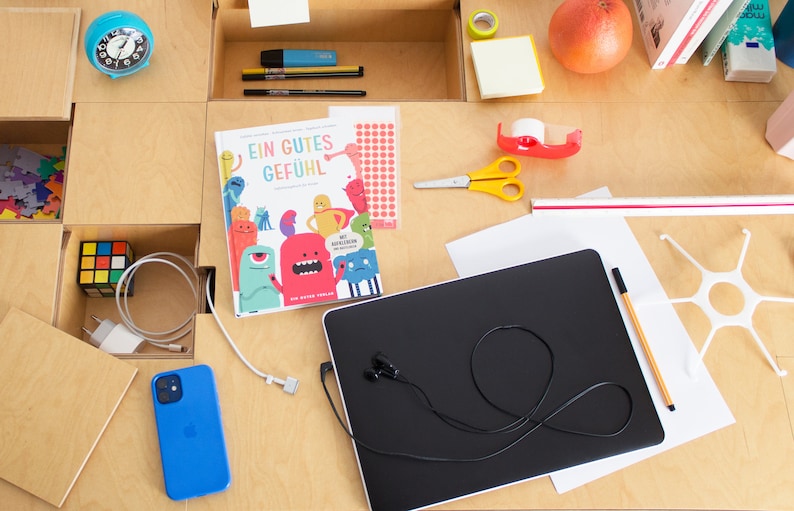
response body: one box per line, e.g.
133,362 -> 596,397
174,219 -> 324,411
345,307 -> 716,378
701,0 -> 752,65
630,0 -> 767,68
721,0 -> 777,82
632,0 -> 730,67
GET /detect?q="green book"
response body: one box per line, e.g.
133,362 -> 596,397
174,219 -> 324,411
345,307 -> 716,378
702,0 -> 752,65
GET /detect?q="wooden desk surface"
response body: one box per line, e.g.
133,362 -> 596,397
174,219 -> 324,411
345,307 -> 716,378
1,0 -> 794,510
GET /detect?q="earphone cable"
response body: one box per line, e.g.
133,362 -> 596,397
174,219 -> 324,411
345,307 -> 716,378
320,324 -> 635,462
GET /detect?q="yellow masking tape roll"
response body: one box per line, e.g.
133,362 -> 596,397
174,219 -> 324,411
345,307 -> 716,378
467,10 -> 499,40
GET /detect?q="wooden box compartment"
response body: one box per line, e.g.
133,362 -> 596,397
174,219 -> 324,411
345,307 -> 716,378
0,120 -> 71,222
0,7 -> 79,121
211,7 -> 465,101
55,224 -> 202,359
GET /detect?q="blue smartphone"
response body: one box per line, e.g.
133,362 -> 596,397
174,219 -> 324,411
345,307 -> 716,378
151,364 -> 231,500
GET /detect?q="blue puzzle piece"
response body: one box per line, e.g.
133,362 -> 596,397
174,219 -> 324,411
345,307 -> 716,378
35,181 -> 52,201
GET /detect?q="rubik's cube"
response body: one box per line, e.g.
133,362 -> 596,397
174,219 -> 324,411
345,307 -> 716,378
78,241 -> 134,297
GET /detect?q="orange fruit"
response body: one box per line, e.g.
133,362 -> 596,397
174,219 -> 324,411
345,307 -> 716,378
548,0 -> 634,74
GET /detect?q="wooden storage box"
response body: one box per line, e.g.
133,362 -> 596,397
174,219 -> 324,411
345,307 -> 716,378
0,7 -> 78,222
211,7 -> 465,100
0,7 -> 80,122
55,224 -> 202,358
0,120 -> 71,222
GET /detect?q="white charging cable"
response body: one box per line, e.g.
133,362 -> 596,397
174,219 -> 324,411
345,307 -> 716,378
205,270 -> 299,395
114,252 -> 197,352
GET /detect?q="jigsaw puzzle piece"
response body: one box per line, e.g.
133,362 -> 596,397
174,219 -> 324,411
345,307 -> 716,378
0,180 -> 23,200
0,144 -> 20,167
15,147 -> 46,173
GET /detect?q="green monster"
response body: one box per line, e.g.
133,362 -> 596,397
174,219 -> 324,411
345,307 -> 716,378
238,244 -> 281,313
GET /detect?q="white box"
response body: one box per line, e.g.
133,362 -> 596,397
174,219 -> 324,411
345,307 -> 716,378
721,0 -> 777,82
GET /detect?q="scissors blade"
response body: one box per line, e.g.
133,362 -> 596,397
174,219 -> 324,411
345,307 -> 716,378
413,175 -> 471,189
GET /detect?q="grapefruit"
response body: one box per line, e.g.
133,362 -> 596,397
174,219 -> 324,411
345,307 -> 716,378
548,0 -> 634,74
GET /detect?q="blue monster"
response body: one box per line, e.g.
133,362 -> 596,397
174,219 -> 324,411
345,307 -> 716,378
238,244 -> 281,314
333,248 -> 380,297
222,176 -> 245,226
254,206 -> 273,231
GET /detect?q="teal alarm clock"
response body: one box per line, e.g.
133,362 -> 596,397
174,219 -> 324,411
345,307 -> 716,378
85,10 -> 154,78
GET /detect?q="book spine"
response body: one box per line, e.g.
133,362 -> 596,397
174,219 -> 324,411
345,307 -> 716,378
649,0 -> 711,68
668,0 -> 721,66
701,0 -> 752,65
674,0 -> 734,64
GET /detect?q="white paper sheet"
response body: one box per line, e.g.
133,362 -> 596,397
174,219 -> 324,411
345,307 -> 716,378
248,0 -> 310,28
445,186 -> 735,493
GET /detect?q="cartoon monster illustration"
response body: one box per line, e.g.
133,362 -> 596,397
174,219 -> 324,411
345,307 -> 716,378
334,248 -> 380,297
222,176 -> 245,226
269,232 -> 346,306
227,219 -> 257,292
350,213 -> 374,249
280,209 -> 297,237
238,244 -> 281,313
324,143 -> 363,179
254,206 -> 273,231
218,150 -> 242,185
305,194 -> 355,238
230,205 -> 251,222
344,178 -> 368,214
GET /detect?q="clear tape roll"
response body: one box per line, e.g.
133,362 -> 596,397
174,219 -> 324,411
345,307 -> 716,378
467,10 -> 499,40
510,118 -> 545,144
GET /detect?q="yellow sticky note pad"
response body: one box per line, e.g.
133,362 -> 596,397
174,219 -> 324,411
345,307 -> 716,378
471,35 -> 544,99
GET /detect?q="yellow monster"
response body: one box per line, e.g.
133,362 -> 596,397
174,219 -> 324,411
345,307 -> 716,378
306,194 -> 349,238
218,150 -> 242,185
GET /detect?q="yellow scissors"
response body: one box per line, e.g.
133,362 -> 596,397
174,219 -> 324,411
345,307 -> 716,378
413,156 -> 524,202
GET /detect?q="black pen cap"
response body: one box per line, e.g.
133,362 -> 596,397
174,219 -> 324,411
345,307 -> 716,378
260,49 -> 285,67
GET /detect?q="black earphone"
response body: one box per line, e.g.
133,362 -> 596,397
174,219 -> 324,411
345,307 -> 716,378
321,324 -> 636,463
363,352 -> 400,381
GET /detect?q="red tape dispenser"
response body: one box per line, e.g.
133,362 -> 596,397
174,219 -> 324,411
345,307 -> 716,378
497,118 -> 582,159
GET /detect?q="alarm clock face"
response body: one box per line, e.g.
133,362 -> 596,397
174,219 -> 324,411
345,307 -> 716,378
94,28 -> 150,74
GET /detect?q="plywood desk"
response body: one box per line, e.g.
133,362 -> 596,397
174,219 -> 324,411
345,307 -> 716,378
1,0 -> 794,510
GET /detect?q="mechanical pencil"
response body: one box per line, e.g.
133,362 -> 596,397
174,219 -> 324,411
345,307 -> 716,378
243,89 -> 367,97
242,71 -> 363,81
612,267 -> 676,412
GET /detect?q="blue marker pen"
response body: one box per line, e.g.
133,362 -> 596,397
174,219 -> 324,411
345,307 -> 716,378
260,49 -> 337,67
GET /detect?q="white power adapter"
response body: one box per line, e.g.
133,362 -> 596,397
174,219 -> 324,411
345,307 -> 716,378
82,315 -> 145,354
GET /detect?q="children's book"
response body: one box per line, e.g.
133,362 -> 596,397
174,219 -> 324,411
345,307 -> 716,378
672,0 -> 735,64
701,0 -> 752,65
632,0 -> 715,68
214,117 -> 382,317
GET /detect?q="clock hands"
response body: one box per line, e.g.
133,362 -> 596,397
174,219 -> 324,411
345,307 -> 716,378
86,11 -> 153,78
